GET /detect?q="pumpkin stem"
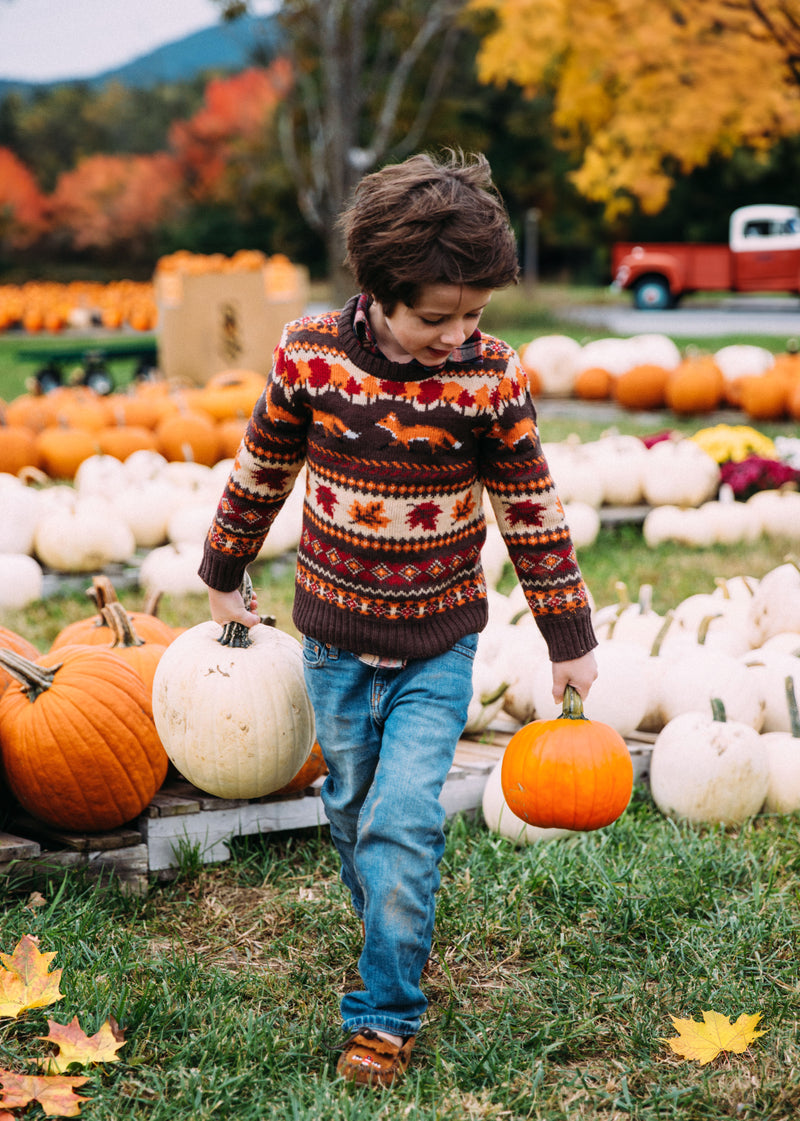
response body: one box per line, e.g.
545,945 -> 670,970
697,613 -> 723,645
558,683 -> 588,722
89,575 -> 119,613
710,697 -> 727,723
217,571 -> 255,649
650,611 -> 675,657
637,584 -> 653,614
480,681 -> 510,706
786,676 -> 800,740
0,648 -> 60,701
101,603 -> 144,648
614,580 -> 631,607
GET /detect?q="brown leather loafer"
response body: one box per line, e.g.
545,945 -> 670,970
337,1029 -> 415,1087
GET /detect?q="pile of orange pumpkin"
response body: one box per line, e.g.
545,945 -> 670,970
0,368 -> 266,479
520,335 -> 800,422
0,280 -> 158,334
0,575 -> 327,836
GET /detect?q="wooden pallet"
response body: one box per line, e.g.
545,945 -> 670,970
0,729 -> 653,894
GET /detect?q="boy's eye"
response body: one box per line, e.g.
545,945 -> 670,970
420,317 -> 444,326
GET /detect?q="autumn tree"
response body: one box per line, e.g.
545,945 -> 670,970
48,153 -> 183,257
0,147 -> 47,251
215,0 -> 470,300
471,0 -> 800,219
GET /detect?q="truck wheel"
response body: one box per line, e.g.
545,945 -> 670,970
633,276 -> 673,310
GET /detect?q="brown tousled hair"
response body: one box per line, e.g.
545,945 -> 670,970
340,150 -> 519,312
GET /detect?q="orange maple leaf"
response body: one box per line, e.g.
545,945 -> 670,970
38,1016 -> 126,1074
663,1010 -> 767,1065
0,1070 -> 89,1117
0,935 -> 63,1019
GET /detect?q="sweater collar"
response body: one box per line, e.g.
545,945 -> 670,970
351,293 -> 483,371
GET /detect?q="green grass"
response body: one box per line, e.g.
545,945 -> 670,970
0,803 -> 797,1119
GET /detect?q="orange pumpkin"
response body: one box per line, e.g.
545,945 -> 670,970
155,410 -> 221,466
0,645 -> 168,831
0,415 -> 40,474
573,366 -> 612,401
500,685 -> 633,831
51,576 -> 175,652
35,426 -> 98,479
274,740 -> 328,794
100,602 -> 168,696
664,356 -> 724,414
739,372 -> 789,421
613,363 -> 671,411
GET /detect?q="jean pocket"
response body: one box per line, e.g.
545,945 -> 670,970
451,632 -> 479,662
302,636 -> 339,667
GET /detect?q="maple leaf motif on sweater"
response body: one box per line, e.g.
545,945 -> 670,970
407,501 -> 442,531
308,357 -> 332,387
349,499 -> 391,530
316,485 -> 338,517
253,466 -> 290,490
506,499 -> 546,528
451,493 -> 476,522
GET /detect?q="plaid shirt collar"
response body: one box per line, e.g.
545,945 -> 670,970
352,293 -> 483,368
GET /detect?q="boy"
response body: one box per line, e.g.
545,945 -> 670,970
199,150 -> 597,1088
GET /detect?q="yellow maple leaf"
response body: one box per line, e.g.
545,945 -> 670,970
663,1010 -> 767,1065
0,935 -> 63,1019
0,1069 -> 89,1118
38,1015 -> 126,1074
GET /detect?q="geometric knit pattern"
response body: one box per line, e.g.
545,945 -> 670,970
199,295 -> 597,663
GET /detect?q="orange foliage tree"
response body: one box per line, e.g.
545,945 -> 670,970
169,62 -> 292,201
0,148 -> 48,250
471,0 -> 800,218
48,152 -> 183,255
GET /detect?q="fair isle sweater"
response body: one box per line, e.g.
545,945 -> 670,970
199,295 -> 597,663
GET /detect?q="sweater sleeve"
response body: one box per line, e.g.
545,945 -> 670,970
198,342 -> 309,593
479,353 -> 597,662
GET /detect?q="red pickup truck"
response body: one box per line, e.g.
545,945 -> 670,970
611,204 -> 800,309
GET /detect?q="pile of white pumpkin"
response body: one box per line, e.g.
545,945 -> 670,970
475,562 -> 800,843
0,451 -> 305,609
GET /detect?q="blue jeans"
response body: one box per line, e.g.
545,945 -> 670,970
302,633 -> 477,1038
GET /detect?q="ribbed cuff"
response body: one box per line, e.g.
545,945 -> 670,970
535,612 -> 598,663
197,542 -> 251,594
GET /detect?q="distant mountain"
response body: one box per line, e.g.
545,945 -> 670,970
0,14 -> 281,98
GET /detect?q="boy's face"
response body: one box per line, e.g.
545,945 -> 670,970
372,283 -> 493,367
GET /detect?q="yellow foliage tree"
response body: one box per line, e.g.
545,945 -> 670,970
471,0 -> 800,217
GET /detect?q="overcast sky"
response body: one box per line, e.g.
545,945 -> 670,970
0,0 -> 277,83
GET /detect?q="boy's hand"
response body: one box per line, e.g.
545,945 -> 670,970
551,650 -> 598,704
208,587 -> 261,629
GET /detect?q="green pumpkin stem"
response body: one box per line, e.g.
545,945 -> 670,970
0,648 -> 60,702
710,697 -> 727,722
558,683 -> 588,722
697,613 -> 723,645
785,676 -> 800,739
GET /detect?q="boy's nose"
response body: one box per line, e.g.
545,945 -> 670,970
440,323 -> 466,345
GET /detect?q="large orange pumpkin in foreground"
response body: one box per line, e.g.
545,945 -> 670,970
0,645 -> 168,832
501,685 -> 633,831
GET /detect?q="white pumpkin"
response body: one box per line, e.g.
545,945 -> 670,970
640,438 -> 720,508
0,553 -> 44,609
481,760 -> 572,845
34,498 -> 135,572
498,623 -> 551,725
593,583 -> 664,648
73,454 -> 128,496
123,449 -> 169,482
746,489 -> 800,542
626,333 -> 681,370
0,476 -> 40,555
713,344 -> 774,384
698,485 -> 760,546
464,654 -> 510,735
739,650 -> 800,733
650,702 -> 769,825
167,498 -> 219,546
152,617 -> 315,799
481,521 -> 510,590
519,335 -> 582,397
257,469 -> 306,559
541,442 -> 605,507
574,337 -> 636,377
584,433 -> 648,506
760,677 -> 800,813
116,480 -> 180,548
747,560 -> 800,647
138,542 -> 207,597
563,501 -> 600,549
655,645 -> 764,730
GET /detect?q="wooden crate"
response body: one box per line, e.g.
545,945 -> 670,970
0,729 -> 653,893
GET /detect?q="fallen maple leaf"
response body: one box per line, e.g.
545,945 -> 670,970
0,935 -> 63,1019
38,1016 -> 125,1073
663,1010 -> 767,1065
0,1070 -> 89,1117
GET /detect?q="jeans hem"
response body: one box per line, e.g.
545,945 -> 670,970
342,1016 -> 422,1038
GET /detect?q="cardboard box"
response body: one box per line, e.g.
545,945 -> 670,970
155,261 -> 309,385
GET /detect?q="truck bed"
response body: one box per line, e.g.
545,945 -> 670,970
612,242 -> 732,291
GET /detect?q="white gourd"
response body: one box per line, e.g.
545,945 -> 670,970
73,454 -> 128,496
167,498 -> 219,545
626,333 -> 681,370
519,335 -> 582,397
161,460 -> 214,491
746,489 -> 800,543
152,608 -> 315,799
0,553 -> 44,609
574,337 -> 637,377
640,439 -> 720,508
747,560 -> 800,647
123,449 -> 169,482
642,505 -> 684,547
481,760 -> 572,845
34,499 -> 135,572
650,702 -> 769,825
656,645 -> 765,730
698,485 -> 760,546
713,344 -> 774,383
542,442 -> 605,507
739,650 -> 800,733
584,433 -> 648,506
594,583 -> 664,648
139,542 -> 207,597
760,677 -> 800,813
116,480 -> 181,548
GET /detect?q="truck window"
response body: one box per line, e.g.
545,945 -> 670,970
744,221 -> 771,238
